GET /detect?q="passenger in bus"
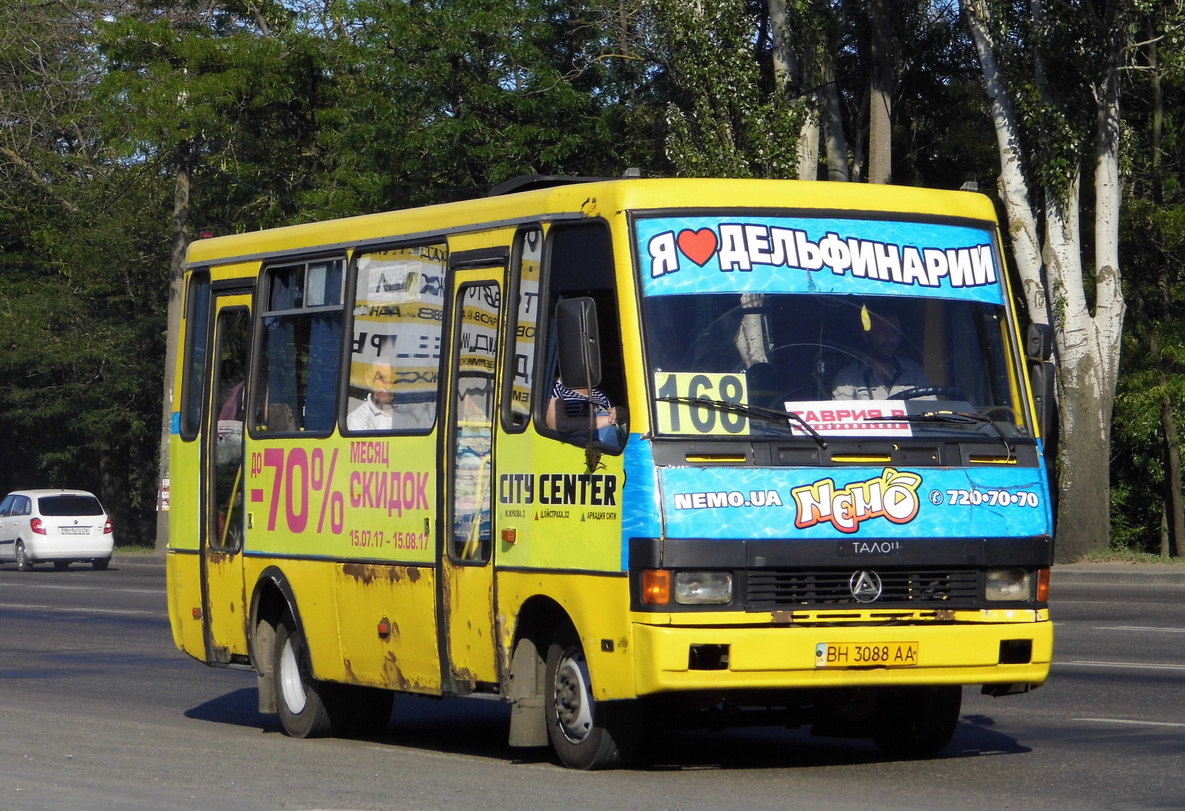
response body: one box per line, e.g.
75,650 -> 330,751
218,379 -> 245,421
545,379 -> 626,444
348,364 -> 436,431
347,365 -> 398,431
831,309 -> 930,400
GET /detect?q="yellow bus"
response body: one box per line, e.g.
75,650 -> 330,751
167,176 -> 1054,769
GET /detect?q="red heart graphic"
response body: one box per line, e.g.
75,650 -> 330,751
677,228 -> 718,266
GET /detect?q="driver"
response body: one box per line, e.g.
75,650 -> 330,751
831,309 -> 930,400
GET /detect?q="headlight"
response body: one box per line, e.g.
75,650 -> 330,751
674,571 -> 733,605
985,568 -> 1031,601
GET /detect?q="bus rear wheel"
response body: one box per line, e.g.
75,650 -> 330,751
274,615 -> 339,738
544,629 -> 640,770
872,685 -> 962,759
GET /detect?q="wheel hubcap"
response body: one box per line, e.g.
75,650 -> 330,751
553,651 -> 593,743
278,636 -> 307,715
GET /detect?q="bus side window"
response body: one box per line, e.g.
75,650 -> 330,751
179,270 -> 211,440
345,245 -> 446,434
503,227 -> 543,431
534,222 -> 628,452
254,259 -> 344,434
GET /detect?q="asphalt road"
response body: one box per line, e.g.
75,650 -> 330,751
1,559 -> 1183,810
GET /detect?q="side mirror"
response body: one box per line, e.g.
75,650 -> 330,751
556,297 -> 601,390
1026,322 -> 1054,361
1029,359 -> 1056,438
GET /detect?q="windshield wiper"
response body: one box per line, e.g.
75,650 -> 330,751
863,411 -> 983,425
657,396 -> 828,448
864,410 -> 1015,456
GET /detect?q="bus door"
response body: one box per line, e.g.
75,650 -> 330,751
201,291 -> 252,664
441,269 -> 503,690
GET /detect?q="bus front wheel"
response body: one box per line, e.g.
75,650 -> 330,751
872,685 -> 962,759
544,629 -> 640,770
274,615 -> 339,738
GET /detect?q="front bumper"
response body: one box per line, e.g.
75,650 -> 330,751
632,612 -> 1052,695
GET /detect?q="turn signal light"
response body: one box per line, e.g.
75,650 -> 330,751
1036,568 -> 1050,602
641,570 -> 671,606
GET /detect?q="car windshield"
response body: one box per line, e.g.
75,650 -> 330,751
644,292 -> 1026,441
38,495 -> 103,516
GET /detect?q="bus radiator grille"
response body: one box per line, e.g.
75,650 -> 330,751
745,568 -> 980,609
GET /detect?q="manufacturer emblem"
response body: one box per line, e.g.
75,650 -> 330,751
849,570 -> 883,603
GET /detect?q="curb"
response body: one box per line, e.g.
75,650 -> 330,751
1052,564 -> 1185,587
111,553 -> 167,568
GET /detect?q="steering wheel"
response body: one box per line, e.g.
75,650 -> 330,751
761,342 -> 867,402
888,386 -> 967,401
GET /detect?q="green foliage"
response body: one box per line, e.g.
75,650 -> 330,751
980,0 -> 1135,201
0,0 -> 169,544
1109,5 -> 1185,556
656,0 -> 803,178
308,0 -> 629,210
97,3 -> 339,229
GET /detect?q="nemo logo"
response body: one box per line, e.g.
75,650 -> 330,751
792,468 -> 922,534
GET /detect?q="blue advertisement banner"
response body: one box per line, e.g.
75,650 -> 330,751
635,215 -> 1003,305
659,465 -> 1052,541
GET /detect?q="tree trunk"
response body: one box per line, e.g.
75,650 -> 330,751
866,0 -> 892,184
1053,377 -> 1112,561
819,52 -> 849,182
1145,24 -> 1182,557
1160,381 -> 1184,558
797,111 -> 821,180
1045,171 -> 1121,562
155,142 -> 192,552
767,0 -> 820,180
99,442 -> 131,546
867,80 -> 891,183
963,0 -> 1126,561
962,0 -> 1045,320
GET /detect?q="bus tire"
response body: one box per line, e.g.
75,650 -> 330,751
872,685 -> 962,759
544,629 -> 640,770
274,615 -> 339,738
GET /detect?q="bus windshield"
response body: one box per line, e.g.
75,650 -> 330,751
644,292 -> 1025,440
634,212 -> 1027,441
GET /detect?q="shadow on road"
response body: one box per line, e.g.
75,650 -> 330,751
184,687 -> 1030,770
185,687 -> 277,731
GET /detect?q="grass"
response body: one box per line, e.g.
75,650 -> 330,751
1081,548 -> 1185,565
113,544 -> 161,555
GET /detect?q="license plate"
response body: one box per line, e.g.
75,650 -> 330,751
815,641 -> 919,668
59,527 -> 89,536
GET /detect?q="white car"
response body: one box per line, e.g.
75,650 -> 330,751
0,489 -> 114,571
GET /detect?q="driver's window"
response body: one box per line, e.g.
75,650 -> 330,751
534,223 -> 628,452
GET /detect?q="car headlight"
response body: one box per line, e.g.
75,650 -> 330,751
674,571 -> 733,605
985,568 -> 1031,601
